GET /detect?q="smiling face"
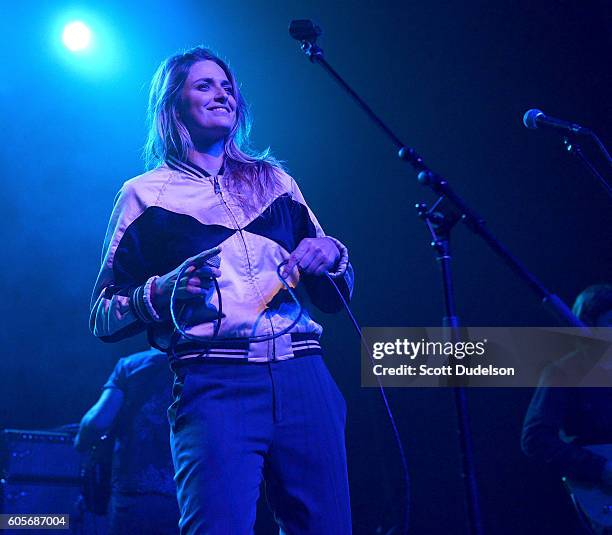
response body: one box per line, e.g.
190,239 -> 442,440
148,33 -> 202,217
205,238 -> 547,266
180,60 -> 237,144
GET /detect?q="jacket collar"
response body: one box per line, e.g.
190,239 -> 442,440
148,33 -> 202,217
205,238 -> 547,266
166,155 -> 225,179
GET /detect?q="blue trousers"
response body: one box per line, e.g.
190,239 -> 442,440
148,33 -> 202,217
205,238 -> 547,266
168,355 -> 352,535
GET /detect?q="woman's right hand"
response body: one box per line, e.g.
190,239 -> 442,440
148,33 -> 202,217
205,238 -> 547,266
151,246 -> 222,314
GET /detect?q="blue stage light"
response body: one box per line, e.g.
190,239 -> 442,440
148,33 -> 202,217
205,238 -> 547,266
51,10 -> 124,77
62,21 -> 92,52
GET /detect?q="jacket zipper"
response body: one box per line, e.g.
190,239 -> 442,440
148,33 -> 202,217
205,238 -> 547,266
213,175 -> 275,349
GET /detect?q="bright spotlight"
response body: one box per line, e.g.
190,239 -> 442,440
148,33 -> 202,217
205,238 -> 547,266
62,21 -> 92,52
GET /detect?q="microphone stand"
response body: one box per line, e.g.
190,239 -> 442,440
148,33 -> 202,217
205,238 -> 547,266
292,29 -> 587,535
416,198 -> 482,535
562,137 -> 612,200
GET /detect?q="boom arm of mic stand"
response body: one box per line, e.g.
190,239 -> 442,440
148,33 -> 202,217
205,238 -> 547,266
563,137 -> 612,200
296,38 -> 586,329
294,31 -> 587,535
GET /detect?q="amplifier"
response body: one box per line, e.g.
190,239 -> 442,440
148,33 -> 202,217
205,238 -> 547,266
0,429 -> 80,482
0,479 -> 80,514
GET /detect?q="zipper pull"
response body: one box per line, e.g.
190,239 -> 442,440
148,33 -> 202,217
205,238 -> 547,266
213,175 -> 221,195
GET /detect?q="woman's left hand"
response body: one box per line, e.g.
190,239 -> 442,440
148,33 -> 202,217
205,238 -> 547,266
281,237 -> 340,278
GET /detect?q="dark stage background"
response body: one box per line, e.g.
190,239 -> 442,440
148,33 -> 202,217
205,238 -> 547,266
1,1 -> 610,533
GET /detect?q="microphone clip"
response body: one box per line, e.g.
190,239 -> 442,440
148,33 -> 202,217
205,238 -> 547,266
289,20 -> 325,62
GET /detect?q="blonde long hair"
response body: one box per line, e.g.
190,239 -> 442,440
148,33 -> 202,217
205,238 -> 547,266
144,46 -> 283,209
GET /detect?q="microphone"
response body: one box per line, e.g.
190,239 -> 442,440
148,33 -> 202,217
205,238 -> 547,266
205,254 -> 221,269
181,253 -> 223,327
289,20 -> 322,43
522,109 -> 590,135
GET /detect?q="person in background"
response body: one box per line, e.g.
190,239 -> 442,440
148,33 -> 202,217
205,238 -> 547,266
521,284 -> 612,486
75,348 -> 179,535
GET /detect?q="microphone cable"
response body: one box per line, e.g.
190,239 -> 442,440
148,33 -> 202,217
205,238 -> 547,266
323,272 -> 411,535
168,259 -> 304,359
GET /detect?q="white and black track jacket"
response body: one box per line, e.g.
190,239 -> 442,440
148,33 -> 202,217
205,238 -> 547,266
90,157 -> 354,362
